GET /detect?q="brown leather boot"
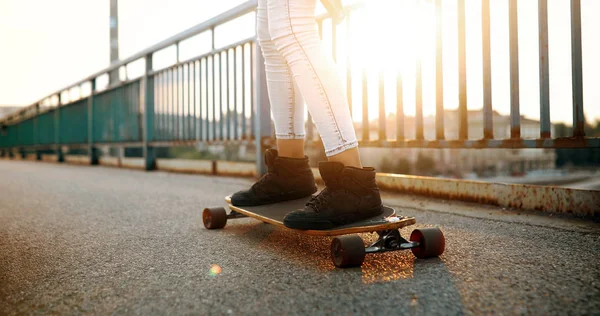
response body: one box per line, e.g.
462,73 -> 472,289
230,149 -> 317,206
283,161 -> 384,230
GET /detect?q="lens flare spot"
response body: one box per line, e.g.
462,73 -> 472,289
209,264 -> 222,276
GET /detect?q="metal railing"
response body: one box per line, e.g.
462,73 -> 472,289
0,0 -> 598,175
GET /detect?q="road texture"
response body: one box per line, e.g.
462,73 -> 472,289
1,160 -> 599,315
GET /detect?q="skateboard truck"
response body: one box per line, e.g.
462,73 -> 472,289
366,230 -> 420,253
330,227 -> 444,268
226,210 -> 247,220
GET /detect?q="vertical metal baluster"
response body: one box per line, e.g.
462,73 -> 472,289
168,68 -> 175,141
192,61 -> 196,141
130,81 -> 135,140
187,62 -> 191,141
134,79 -> 139,140
458,0 -> 468,140
396,72 -> 404,141
242,44 -> 247,139
156,73 -> 161,141
482,0 -> 493,139
570,0 -> 584,137
143,53 -> 155,170
176,66 -> 180,140
205,57 -> 210,141
187,63 -> 191,140
509,0 -> 520,139
200,60 -> 204,141
219,52 -> 224,141
162,71 -> 167,141
181,64 -> 186,141
172,67 -> 176,141
233,47 -> 238,140
152,73 -> 160,140
226,50 -> 231,140
362,68 -> 369,142
180,65 -> 184,140
177,65 -> 181,141
157,72 -> 161,141
436,0 -> 445,140
538,0 -> 551,138
378,70 -> 386,141
157,72 -> 162,141
250,44 -> 255,140
170,67 -> 174,141
416,56 -> 424,141
212,55 -> 217,141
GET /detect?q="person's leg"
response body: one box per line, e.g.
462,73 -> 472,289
229,0 -> 316,206
267,0 -> 383,230
277,139 -> 305,158
257,0 -> 306,158
266,0 -> 362,167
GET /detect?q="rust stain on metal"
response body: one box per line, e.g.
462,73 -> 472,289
155,159 -> 256,178
374,173 -> 599,217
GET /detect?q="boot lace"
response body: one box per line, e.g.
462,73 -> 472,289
306,176 -> 345,212
305,188 -> 330,213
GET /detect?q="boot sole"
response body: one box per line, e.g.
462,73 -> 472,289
283,205 -> 385,230
231,187 -> 317,207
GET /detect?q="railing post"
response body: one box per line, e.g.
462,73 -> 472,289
88,80 -> 99,165
570,0 -> 584,137
55,95 -> 64,162
34,103 -> 42,160
254,42 -> 271,176
143,53 -> 156,170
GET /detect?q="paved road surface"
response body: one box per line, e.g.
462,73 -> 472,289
1,160 -> 599,315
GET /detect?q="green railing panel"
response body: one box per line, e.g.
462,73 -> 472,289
93,81 -> 141,143
17,118 -> 35,147
37,110 -> 56,145
8,125 -> 18,148
59,99 -> 89,145
0,128 -> 8,149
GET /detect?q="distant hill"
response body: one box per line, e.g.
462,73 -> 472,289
0,106 -> 22,120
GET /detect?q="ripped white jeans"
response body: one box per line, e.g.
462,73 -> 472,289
257,0 -> 358,157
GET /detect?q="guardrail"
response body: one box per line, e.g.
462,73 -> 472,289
1,0 -> 598,176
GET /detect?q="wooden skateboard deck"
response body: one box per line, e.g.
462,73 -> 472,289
224,195 -> 416,237
203,196 -> 443,268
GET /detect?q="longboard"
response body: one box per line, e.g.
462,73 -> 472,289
203,195 -> 445,268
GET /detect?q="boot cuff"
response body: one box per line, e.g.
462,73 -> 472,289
318,161 -> 345,180
342,166 -> 376,182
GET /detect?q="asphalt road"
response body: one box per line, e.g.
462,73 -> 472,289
1,160 -> 599,315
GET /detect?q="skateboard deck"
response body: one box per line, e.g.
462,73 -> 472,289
224,195 -> 416,237
203,195 -> 444,268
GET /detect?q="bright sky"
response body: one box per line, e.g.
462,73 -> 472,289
0,0 -> 598,125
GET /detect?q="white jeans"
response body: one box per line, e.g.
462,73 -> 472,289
257,0 -> 358,157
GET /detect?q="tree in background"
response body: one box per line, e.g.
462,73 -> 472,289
415,152 -> 436,176
380,156 -> 411,175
